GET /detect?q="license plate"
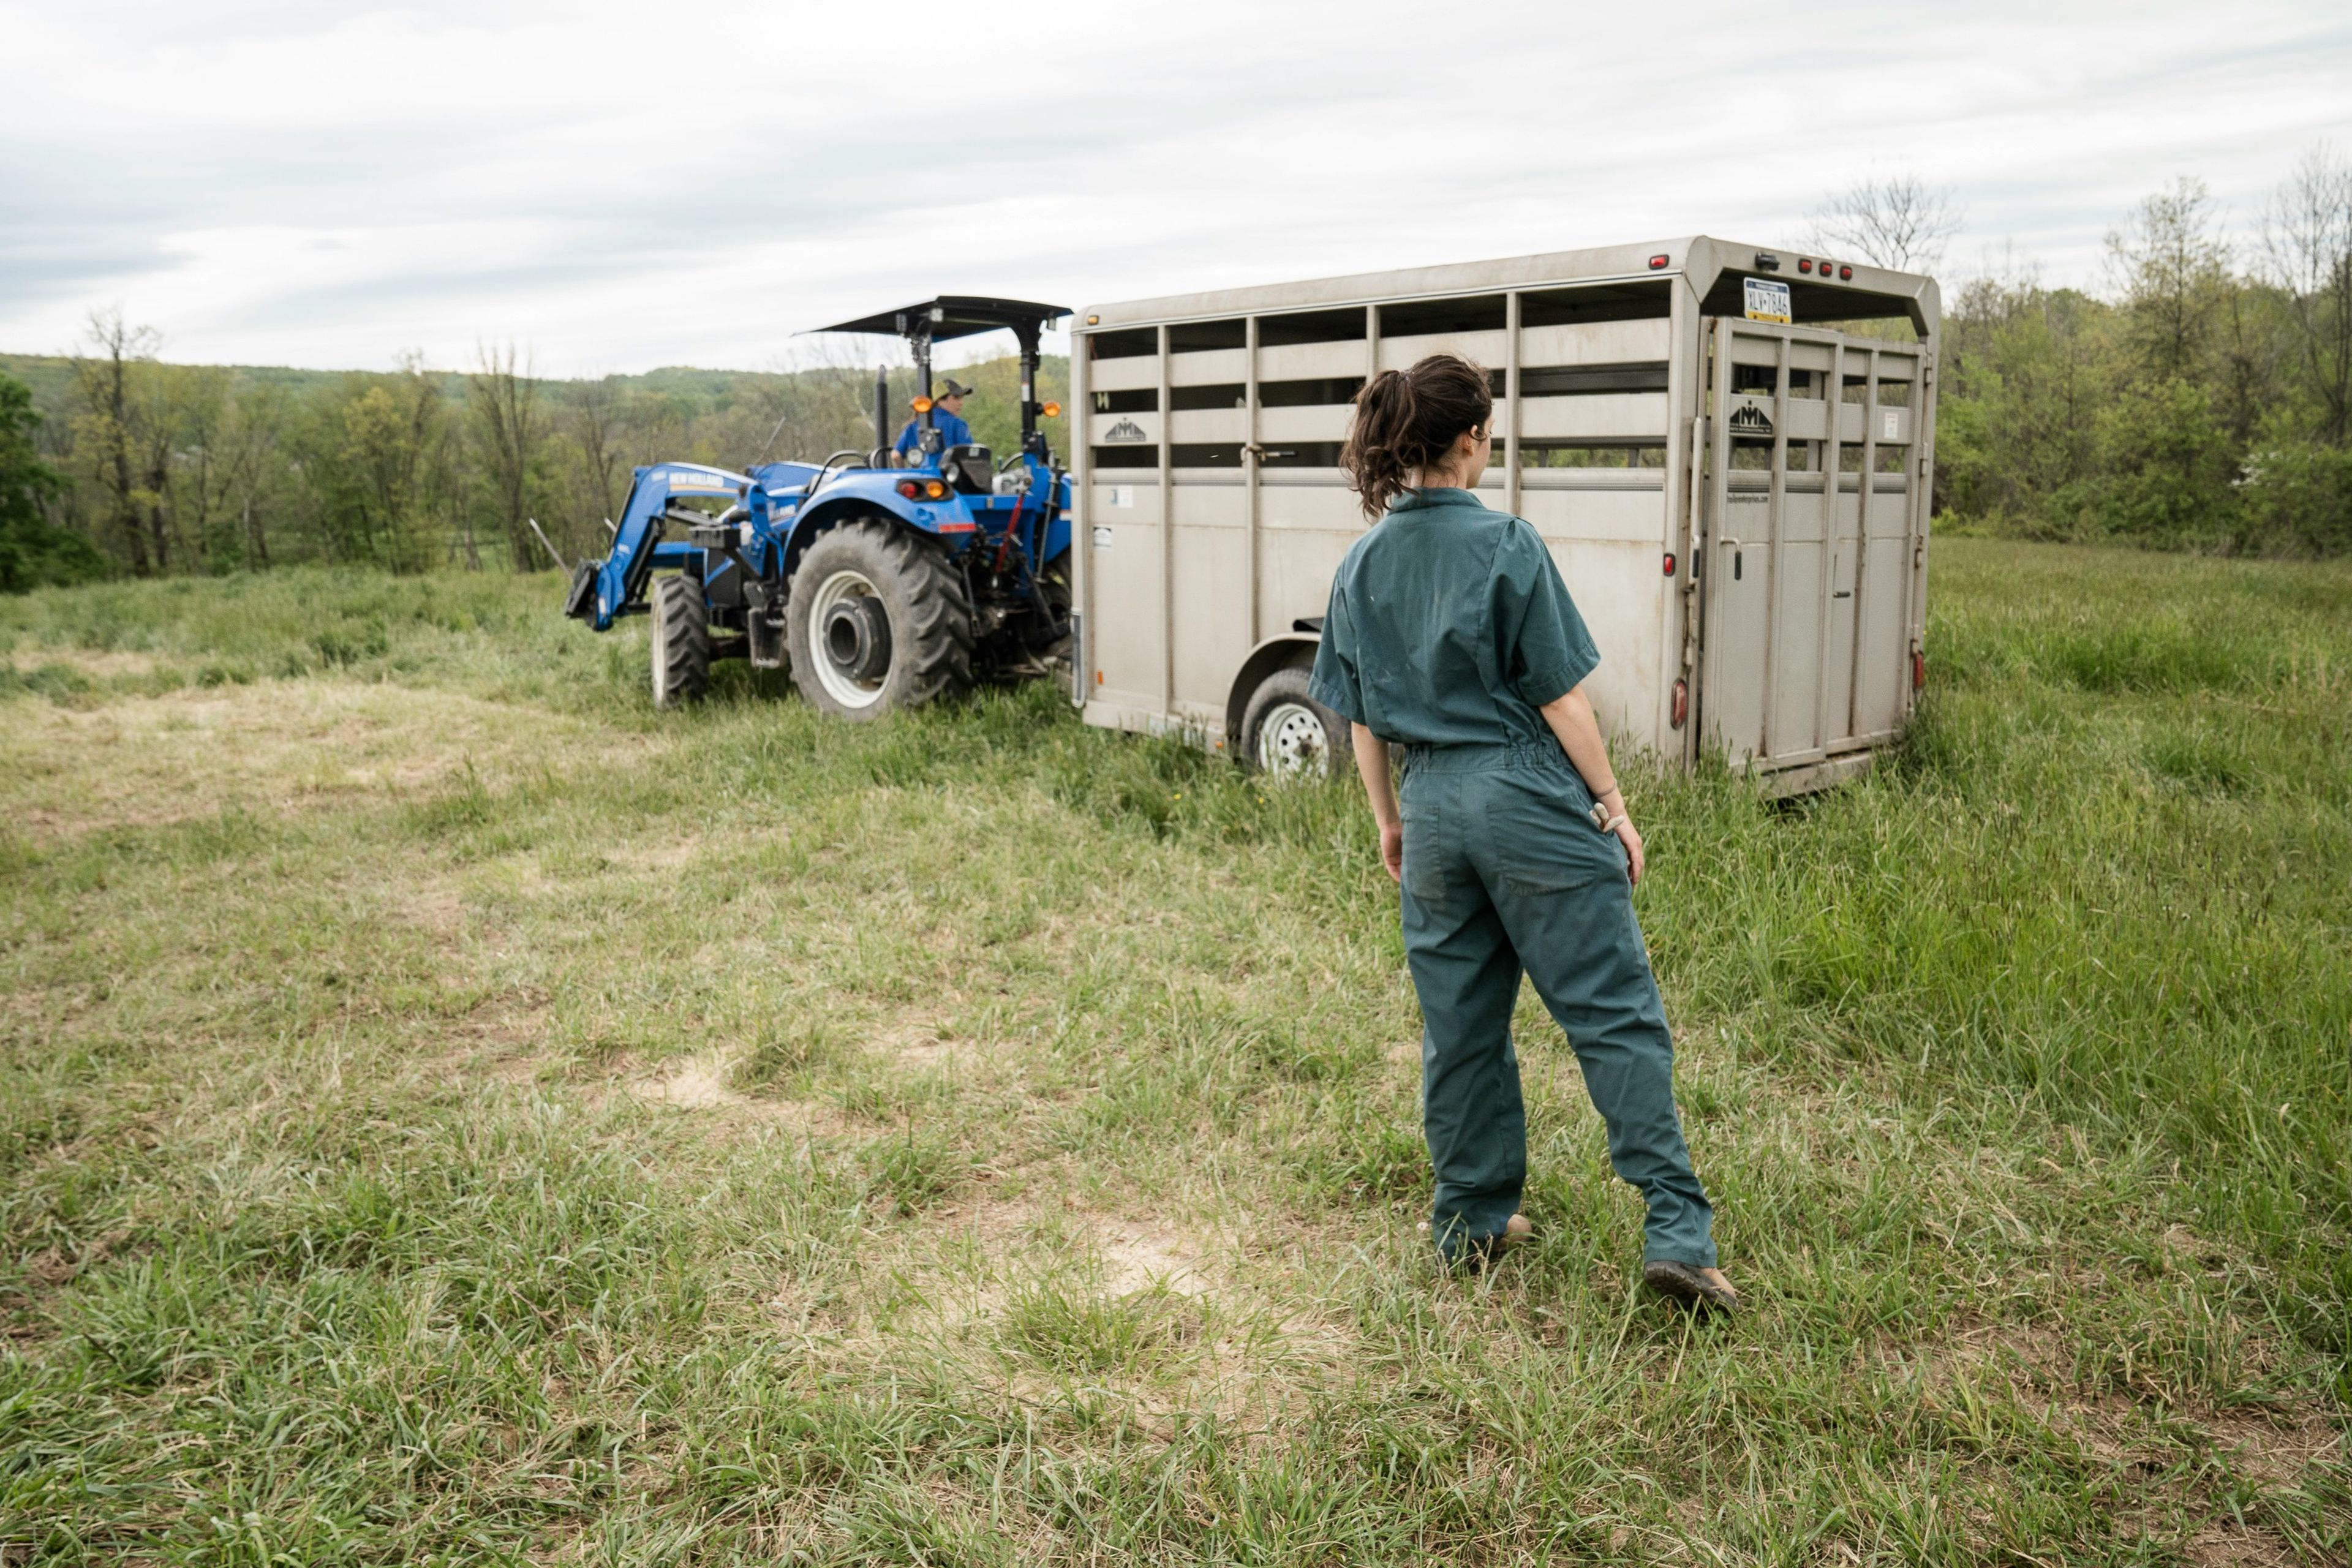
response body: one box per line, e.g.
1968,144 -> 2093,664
1744,277 -> 1792,323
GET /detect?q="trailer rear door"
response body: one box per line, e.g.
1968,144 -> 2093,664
1697,317 -> 1928,773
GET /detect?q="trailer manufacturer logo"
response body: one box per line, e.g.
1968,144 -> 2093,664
1104,418 -> 1150,443
1743,277 -> 1792,324
1727,402 -> 1774,437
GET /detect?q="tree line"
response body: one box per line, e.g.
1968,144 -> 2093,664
1926,153 -> 2351,554
0,335 -> 1069,592
3,151 -> 2348,593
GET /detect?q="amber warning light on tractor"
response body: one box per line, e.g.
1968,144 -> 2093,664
911,396 -> 933,413
896,479 -> 948,500
1041,401 -> 1061,418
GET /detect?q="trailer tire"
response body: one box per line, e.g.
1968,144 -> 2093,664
650,574 -> 711,709
788,519 -> 973,720
1238,665 -> 1346,778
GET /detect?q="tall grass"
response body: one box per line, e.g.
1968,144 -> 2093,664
1,541 -> 2345,1563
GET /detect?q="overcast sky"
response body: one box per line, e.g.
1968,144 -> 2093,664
4,1 -> 2348,377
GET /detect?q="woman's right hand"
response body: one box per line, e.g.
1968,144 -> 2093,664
1381,818 -> 1404,883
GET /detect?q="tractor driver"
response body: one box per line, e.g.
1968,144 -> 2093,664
894,377 -> 975,464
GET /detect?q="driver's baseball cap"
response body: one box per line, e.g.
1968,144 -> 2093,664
939,378 -> 974,399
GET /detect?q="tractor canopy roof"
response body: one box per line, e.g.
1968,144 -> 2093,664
816,296 -> 1071,342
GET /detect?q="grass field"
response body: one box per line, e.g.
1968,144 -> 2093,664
2,539 -> 2347,1565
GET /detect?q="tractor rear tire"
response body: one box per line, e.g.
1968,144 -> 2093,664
787,519 -> 973,720
650,575 -> 711,709
1238,665 -> 1346,778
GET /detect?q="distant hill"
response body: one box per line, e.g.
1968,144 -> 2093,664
0,352 -> 860,418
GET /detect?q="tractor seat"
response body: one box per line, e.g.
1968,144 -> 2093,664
940,444 -> 995,495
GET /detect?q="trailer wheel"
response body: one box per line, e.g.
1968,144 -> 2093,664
650,574 -> 711,708
787,520 -> 973,719
1239,666 -> 1345,778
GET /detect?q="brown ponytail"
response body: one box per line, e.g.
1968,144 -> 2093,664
1340,353 -> 1493,518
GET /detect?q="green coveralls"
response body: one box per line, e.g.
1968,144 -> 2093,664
1308,488 -> 1717,1268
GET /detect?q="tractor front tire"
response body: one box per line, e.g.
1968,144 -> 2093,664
650,575 -> 711,709
787,520 -> 973,720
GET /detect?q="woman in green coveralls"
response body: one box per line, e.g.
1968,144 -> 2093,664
1308,354 -> 1738,1311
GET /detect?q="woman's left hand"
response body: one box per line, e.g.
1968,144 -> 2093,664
1613,818 -> 1645,886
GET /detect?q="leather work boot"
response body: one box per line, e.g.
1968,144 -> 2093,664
1642,1259 -> 1740,1315
1421,1213 -> 1534,1272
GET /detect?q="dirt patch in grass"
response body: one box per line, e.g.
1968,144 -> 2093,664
1099,1219 -> 1214,1297
622,1053 -> 859,1139
597,835 -> 705,873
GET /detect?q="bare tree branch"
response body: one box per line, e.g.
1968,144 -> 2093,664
2259,143 -> 2352,445
1808,172 -> 1963,273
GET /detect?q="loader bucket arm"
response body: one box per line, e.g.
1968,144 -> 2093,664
567,462 -> 764,631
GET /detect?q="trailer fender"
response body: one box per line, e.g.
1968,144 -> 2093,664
1224,633 -> 1322,752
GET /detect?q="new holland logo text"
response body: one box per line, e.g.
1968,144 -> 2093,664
1727,402 -> 1774,437
1104,418 -> 1149,443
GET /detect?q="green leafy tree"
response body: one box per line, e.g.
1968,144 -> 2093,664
0,371 -> 107,592
2095,378 -> 2240,547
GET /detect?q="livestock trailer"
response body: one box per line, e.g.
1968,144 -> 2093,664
1068,237 -> 1940,791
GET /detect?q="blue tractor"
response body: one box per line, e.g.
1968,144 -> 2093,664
563,297 -> 1074,717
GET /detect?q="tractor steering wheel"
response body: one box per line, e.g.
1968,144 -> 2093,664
805,450 -> 869,497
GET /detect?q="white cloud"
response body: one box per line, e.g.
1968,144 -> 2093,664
2,0 -> 2346,374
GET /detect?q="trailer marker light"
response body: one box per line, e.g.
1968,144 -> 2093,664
1672,679 -> 1689,729
1839,265 -> 1853,281
1662,551 -> 1676,577
1798,258 -> 1814,274
897,480 -> 920,499
1086,314 -> 1099,325
1648,254 -> 1669,270
1913,650 -> 1927,690
1096,670 -> 1104,685
1041,401 -> 1061,418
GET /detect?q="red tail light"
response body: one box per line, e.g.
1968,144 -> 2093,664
897,480 -> 919,499
1662,552 -> 1676,577
1838,265 -> 1854,281
1798,258 -> 1814,274
1912,650 -> 1927,690
1648,254 -> 1669,270
1671,679 -> 1689,729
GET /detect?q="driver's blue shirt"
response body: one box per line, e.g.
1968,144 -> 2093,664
895,410 -> 974,458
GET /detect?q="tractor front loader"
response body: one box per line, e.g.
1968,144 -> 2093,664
564,297 -> 1074,718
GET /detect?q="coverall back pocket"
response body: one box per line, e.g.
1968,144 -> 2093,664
1487,773 -> 1618,895
1400,794 -> 1453,902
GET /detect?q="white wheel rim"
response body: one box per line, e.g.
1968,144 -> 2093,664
1256,701 -> 1328,775
807,567 -> 888,709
